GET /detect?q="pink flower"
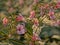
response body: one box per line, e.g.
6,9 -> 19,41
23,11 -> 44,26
32,35 -> 37,41
49,15 -> 55,20
16,14 -> 25,22
32,34 -> 39,41
49,8 -> 55,20
55,2 -> 60,9
3,17 -> 8,25
29,10 -> 35,19
49,9 -> 54,16
16,24 -> 26,34
19,0 -> 24,5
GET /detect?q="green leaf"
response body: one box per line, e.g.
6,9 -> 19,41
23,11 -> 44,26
0,29 -> 9,36
25,21 -> 33,35
39,25 -> 60,40
9,39 -> 24,45
39,26 -> 53,39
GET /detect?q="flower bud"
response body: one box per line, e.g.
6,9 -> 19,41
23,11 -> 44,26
16,14 -> 25,22
3,17 -> 8,25
29,10 -> 35,19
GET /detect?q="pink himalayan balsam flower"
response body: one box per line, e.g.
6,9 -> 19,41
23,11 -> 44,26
49,15 -> 55,20
16,24 -> 26,34
16,14 -> 25,21
49,7 -> 54,16
19,0 -> 24,5
29,10 -> 35,19
55,0 -> 60,9
32,33 -> 39,41
49,8 -> 55,20
3,17 -> 8,25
